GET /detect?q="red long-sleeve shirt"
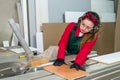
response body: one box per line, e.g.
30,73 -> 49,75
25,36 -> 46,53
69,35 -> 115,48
57,22 -> 98,66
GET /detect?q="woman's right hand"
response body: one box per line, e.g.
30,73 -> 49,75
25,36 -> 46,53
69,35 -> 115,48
53,59 -> 65,66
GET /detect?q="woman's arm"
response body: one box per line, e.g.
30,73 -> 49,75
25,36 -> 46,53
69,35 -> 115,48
57,22 -> 75,59
75,34 -> 98,66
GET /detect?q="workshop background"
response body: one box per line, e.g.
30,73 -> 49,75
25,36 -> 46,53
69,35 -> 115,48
0,0 -> 119,55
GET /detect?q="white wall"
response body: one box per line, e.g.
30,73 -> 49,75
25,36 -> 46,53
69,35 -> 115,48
65,0 -> 115,23
91,0 -> 115,22
48,0 -> 91,22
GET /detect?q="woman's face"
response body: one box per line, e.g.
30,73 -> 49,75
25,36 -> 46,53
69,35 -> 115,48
80,18 -> 94,33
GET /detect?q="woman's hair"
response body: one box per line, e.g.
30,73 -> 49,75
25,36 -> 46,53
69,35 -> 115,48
77,11 -> 101,47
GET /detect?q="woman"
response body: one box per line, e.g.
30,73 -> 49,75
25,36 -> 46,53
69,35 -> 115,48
53,11 -> 101,71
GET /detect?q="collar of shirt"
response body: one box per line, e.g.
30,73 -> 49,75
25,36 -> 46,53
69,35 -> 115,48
79,32 -> 84,37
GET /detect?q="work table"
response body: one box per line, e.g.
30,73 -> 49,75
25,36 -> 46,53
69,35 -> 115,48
0,48 -> 120,80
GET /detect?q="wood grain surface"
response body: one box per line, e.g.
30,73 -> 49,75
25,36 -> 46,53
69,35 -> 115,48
43,64 -> 89,80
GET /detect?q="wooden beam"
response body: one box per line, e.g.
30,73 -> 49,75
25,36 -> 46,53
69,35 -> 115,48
115,0 -> 120,51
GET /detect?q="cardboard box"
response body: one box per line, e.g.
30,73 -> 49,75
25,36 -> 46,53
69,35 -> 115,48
42,22 -> 115,55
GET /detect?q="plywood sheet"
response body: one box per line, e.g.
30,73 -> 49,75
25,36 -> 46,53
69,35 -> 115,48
93,22 -> 115,55
42,23 -> 67,50
115,0 -> 120,51
43,64 -> 89,80
90,52 -> 120,65
42,22 -> 115,55
30,57 -> 49,67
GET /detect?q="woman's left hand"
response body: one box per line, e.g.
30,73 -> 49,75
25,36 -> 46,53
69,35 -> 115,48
70,63 -> 85,71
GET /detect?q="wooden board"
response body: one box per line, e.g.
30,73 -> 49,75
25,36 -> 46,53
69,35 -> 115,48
30,57 -> 49,67
43,64 -> 89,80
115,0 -> 120,51
90,52 -> 120,65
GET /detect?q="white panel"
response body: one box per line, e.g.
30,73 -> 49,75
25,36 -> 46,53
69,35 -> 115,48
11,23 -> 19,46
3,41 -> 9,47
35,0 -> 49,32
64,11 -> 116,22
27,0 -> 36,47
90,52 -> 120,65
64,11 -> 85,23
16,2 -> 24,37
91,0 -> 114,13
36,32 -> 44,52
10,47 -> 40,53
20,0 -> 29,45
98,13 -> 116,22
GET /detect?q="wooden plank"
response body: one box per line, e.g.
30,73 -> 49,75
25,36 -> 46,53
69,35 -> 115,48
30,57 -> 49,67
90,52 -> 120,65
115,0 -> 120,51
43,64 -> 89,80
42,23 -> 67,50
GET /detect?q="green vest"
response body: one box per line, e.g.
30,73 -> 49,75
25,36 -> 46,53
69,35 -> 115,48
66,25 -> 83,54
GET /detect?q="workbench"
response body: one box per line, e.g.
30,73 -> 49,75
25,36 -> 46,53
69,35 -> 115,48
0,47 -> 120,80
